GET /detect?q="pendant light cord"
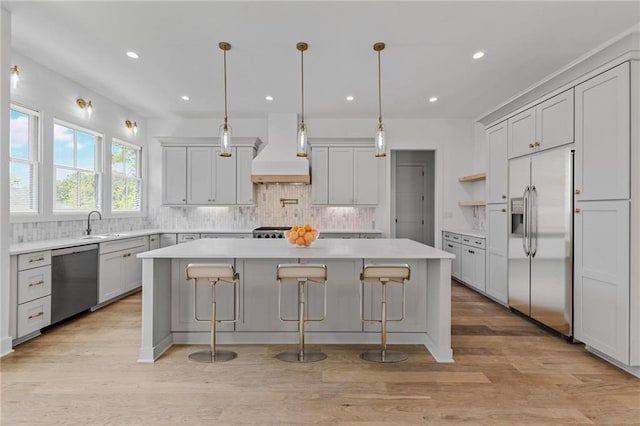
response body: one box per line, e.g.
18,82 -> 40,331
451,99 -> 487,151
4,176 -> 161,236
223,48 -> 228,126
377,49 -> 382,126
300,48 -> 305,127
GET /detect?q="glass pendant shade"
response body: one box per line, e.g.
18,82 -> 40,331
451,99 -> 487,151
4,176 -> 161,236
86,101 -> 95,119
10,65 -> 19,89
297,123 -> 308,157
375,123 -> 386,157
219,123 -> 232,157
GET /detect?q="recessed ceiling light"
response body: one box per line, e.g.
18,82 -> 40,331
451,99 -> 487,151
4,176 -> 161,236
265,95 -> 273,101
472,51 -> 485,60
429,97 -> 438,103
126,51 -> 139,59
346,95 -> 355,102
181,95 -> 190,101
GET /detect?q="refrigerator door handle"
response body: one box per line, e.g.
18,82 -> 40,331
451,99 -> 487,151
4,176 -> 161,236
522,186 -> 530,257
530,186 -> 538,258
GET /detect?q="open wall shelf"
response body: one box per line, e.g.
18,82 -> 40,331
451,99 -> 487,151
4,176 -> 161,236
458,173 -> 486,182
458,201 -> 486,207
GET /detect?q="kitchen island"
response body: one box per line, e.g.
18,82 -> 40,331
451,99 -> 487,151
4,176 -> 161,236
137,238 -> 454,363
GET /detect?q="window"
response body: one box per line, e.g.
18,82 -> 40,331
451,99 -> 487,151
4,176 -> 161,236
111,139 -> 142,212
53,121 -> 102,211
10,106 -> 39,214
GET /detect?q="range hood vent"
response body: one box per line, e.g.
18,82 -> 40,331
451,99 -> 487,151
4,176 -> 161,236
251,113 -> 310,184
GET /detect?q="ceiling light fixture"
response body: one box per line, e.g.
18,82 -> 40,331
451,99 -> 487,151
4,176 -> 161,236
296,41 -> 309,157
76,98 -> 95,119
125,120 -> 138,135
218,41 -> 233,157
126,51 -> 140,59
181,95 -> 190,101
10,65 -> 19,89
265,95 -> 273,101
429,97 -> 438,103
346,95 -> 354,102
472,51 -> 485,60
373,42 -> 386,158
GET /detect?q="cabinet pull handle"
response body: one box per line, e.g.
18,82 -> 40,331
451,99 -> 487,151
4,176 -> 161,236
29,281 -> 45,287
575,208 -> 581,213
475,241 -> 481,245
28,312 -> 44,320
182,199 -> 186,202
447,244 -> 453,248
529,143 -> 535,148
575,189 -> 581,195
468,250 -> 475,254
501,208 -> 506,212
29,257 -> 45,263
534,142 -> 540,147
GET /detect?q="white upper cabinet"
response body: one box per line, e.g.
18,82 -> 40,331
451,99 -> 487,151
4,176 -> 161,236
507,89 -> 574,158
329,147 -> 355,204
322,146 -> 379,206
213,147 -> 237,205
236,147 -> 254,205
187,146 -> 215,204
311,147 -> 329,205
486,121 -> 508,204
162,147 -> 187,205
575,63 -> 630,201
353,147 -> 378,205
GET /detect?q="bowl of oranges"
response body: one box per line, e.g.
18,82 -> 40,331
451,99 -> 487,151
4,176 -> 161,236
285,224 -> 319,247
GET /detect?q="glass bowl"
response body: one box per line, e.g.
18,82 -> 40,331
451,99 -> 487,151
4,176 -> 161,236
284,229 -> 320,247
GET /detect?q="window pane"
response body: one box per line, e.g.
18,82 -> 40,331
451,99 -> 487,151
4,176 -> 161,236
77,131 -> 95,171
10,109 -> 29,160
55,168 -> 78,209
79,172 -> 96,209
128,179 -> 141,210
10,161 -> 34,212
112,175 -> 126,210
54,124 -> 74,167
125,147 -> 138,177
112,143 -> 124,173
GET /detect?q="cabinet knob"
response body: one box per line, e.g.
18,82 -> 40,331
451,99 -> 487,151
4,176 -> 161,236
182,199 -> 186,202
529,143 -> 535,148
501,208 -> 506,212
534,141 -> 540,147
575,189 -> 581,195
575,208 -> 581,213
501,195 -> 506,199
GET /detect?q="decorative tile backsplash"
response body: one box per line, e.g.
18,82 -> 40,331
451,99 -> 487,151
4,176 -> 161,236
472,206 -> 486,231
11,185 -> 375,244
149,184 -> 376,230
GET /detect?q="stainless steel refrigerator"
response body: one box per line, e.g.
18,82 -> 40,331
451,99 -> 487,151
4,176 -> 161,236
508,147 -> 573,337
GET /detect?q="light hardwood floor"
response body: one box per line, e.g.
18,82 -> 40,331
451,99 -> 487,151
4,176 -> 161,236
2,282 -> 639,425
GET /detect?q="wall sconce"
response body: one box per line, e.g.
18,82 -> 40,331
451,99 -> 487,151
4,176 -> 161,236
76,98 -> 95,119
10,65 -> 20,89
125,120 -> 138,135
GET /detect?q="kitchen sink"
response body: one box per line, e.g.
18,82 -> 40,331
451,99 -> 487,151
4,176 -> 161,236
82,235 -> 109,239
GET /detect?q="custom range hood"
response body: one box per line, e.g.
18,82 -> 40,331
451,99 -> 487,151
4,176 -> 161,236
251,113 -> 310,184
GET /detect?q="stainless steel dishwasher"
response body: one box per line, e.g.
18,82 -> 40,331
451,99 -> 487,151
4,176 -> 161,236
51,244 -> 98,324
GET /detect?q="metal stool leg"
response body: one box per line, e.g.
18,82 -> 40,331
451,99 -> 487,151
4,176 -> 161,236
189,280 -> 237,363
361,282 -> 408,363
276,280 -> 327,363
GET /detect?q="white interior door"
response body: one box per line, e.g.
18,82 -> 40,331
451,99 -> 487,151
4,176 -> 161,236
395,165 -> 424,243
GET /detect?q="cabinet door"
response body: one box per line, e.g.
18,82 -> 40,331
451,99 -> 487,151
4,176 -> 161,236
162,147 -> 187,205
311,147 -> 328,205
486,122 -> 508,204
460,246 -> 475,286
328,148 -> 354,204
148,234 -> 160,250
507,107 -> 535,158
187,146 -> 214,204
486,205 -> 508,304
213,147 -> 237,204
473,248 -> 486,292
535,89 -> 574,151
574,200 -> 629,363
354,147 -> 378,205
123,246 -> 147,291
442,240 -> 461,279
99,251 -> 125,303
236,147 -> 254,205
160,234 -> 177,248
575,63 -> 630,201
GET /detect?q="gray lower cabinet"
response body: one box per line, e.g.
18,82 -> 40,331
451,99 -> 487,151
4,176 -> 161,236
98,237 -> 148,304
443,231 -> 486,295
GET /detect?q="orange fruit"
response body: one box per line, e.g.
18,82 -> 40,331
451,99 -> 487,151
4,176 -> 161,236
304,232 -> 313,242
296,237 -> 305,245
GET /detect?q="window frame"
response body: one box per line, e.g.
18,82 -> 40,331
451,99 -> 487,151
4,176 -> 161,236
110,138 -> 143,213
9,104 -> 41,216
52,119 -> 103,214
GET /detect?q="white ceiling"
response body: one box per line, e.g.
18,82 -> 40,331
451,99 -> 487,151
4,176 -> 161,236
5,1 -> 640,120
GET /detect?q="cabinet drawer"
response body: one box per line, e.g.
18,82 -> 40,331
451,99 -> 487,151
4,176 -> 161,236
18,265 -> 51,304
17,251 -> 51,270
443,232 -> 460,242
100,237 -> 148,255
17,296 -> 51,338
178,233 -> 200,243
461,235 -> 485,249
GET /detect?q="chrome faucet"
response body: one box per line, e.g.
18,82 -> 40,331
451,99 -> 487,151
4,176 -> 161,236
86,210 -> 102,235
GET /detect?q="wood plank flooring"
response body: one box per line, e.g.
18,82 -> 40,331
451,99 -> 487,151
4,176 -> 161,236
2,282 -> 639,425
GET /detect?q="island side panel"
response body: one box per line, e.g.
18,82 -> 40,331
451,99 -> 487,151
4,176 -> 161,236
139,258 -> 173,362
425,258 -> 453,362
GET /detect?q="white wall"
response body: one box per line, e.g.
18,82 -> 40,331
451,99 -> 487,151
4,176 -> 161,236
9,52 -> 148,223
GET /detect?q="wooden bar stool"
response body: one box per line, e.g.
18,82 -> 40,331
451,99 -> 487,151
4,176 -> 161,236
276,264 -> 328,363
359,264 -> 411,363
185,263 -> 239,363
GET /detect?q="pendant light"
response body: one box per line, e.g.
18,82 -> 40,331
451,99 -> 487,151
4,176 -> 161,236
218,41 -> 232,157
373,42 -> 386,158
296,42 -> 308,157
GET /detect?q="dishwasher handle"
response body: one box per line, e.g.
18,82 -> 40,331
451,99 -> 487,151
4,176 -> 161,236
52,244 -> 99,257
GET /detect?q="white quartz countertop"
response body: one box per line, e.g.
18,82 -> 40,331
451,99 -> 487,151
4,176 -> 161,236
138,238 -> 453,260
10,228 -> 384,255
442,229 -> 485,239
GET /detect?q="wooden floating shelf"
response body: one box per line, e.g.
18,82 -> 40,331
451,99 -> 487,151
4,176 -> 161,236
458,201 -> 487,207
458,173 -> 486,182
